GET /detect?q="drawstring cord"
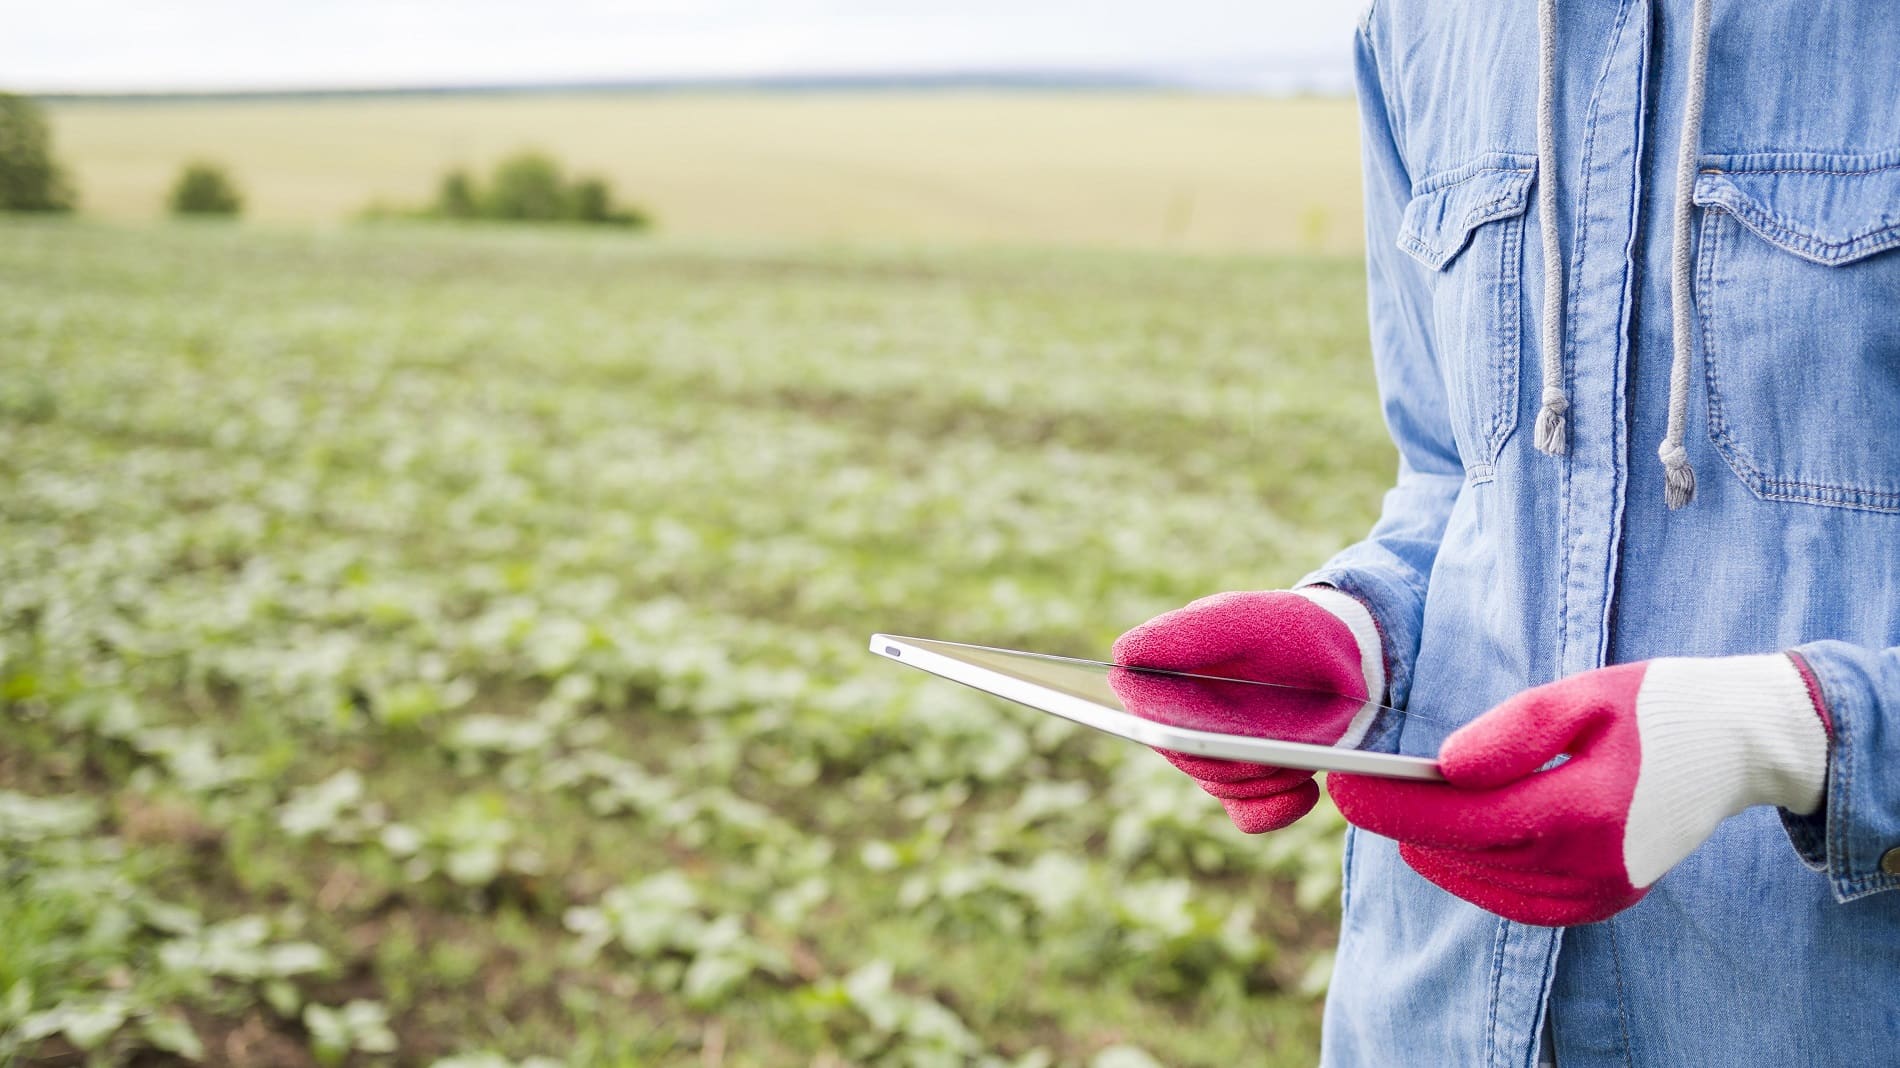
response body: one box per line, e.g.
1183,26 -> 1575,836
1532,0 -> 1713,507
1533,0 -> 1568,456
1662,0 -> 1713,508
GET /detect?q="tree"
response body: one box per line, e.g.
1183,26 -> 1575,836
168,162 -> 243,217
0,93 -> 76,212
482,152 -> 567,221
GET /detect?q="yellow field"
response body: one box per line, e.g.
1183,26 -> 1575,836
47,92 -> 1363,253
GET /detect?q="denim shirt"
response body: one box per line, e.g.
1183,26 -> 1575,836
1300,2 -> 1900,1063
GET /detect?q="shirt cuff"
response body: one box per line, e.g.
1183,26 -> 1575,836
1780,641 -> 1900,902
1297,558 -> 1427,711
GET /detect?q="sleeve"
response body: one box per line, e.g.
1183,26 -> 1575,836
1297,13 -> 1465,711
1778,640 -> 1900,901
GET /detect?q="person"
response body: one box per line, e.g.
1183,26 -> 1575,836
1113,1 -> 1900,1063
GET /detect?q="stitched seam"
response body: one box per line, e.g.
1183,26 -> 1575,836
1397,232 -> 1444,266
1606,920 -> 1634,1068
1465,186 -> 1536,232
1701,146 -> 1900,172
1703,163 -> 1900,176
1520,931 -> 1561,1068
1751,483 -> 1900,512
1814,655 -> 1900,896
1483,918 -> 1509,1068
1485,203 -> 1524,462
1700,208 -> 1748,474
1696,187 -> 1900,262
1399,179 -> 1536,269
1590,0 -> 1643,680
1737,218 -> 1900,262
1549,0 -> 1625,685
1412,152 -> 1540,195
1557,421 -> 1572,673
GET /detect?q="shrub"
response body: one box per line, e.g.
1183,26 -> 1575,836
395,151 -> 649,229
482,153 -> 568,222
0,93 -> 76,212
566,176 -> 646,228
433,170 -> 479,219
168,162 -> 242,217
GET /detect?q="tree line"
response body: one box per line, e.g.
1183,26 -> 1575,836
0,92 -> 650,229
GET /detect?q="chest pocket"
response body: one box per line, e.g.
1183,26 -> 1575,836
1694,155 -> 1900,512
1397,155 -> 1537,480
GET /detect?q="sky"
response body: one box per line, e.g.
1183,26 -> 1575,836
2,1 -> 1360,94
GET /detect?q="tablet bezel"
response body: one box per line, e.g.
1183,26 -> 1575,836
870,633 -> 1443,782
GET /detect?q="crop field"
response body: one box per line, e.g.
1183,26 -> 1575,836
0,219 -> 1389,1066
46,93 -> 1362,254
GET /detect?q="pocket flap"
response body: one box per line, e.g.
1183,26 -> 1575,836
1397,154 -> 1537,271
1694,153 -> 1900,267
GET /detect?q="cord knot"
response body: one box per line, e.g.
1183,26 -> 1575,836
1534,388 -> 1570,457
1659,441 -> 1697,509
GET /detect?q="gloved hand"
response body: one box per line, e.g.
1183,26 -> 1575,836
1328,654 -> 1832,926
1110,588 -> 1386,833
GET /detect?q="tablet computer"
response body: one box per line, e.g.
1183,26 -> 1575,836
870,633 -> 1442,781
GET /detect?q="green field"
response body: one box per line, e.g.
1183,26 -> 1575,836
46,93 -> 1363,254
0,214 -> 1387,1067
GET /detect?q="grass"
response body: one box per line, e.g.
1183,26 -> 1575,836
0,218 -> 1389,1066
44,92 -> 1363,253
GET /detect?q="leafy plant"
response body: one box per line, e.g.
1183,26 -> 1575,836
796,961 -> 988,1067
168,161 -> 243,217
304,999 -> 398,1064
0,222 -> 1386,1065
564,872 -> 789,1007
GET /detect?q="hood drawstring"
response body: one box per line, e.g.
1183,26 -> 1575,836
1532,0 -> 1714,508
1533,0 -> 1568,456
1662,0 -> 1713,508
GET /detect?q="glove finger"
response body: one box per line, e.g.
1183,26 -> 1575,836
1156,747 -> 1282,783
1399,843 -> 1642,927
1194,767 -> 1314,800
1402,843 -> 1608,898
1112,592 -> 1265,670
1439,663 -> 1645,789
1220,779 -> 1320,833
1326,769 -> 1571,851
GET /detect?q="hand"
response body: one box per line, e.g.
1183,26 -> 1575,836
1328,654 -> 1832,926
1111,588 -> 1385,833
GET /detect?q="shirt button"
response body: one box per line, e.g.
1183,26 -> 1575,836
1882,848 -> 1900,876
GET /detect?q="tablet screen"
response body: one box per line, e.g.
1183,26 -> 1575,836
882,636 -> 1403,752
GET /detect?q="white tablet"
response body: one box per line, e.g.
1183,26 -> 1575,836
870,633 -> 1442,781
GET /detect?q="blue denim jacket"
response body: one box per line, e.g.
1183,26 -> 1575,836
1301,2 -> 1900,1063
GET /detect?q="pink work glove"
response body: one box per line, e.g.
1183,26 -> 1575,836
1110,588 -> 1386,833
1329,654 -> 1832,926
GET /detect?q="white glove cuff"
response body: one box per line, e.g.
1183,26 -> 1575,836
1623,654 -> 1830,887
1293,586 -> 1387,749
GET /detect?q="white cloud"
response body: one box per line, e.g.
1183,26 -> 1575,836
0,0 -> 1357,92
